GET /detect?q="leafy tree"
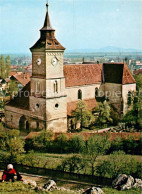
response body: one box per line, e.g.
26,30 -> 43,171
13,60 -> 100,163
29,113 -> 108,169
134,74 -> 142,91
8,80 -> 18,98
54,134 -> 69,153
5,55 -> 11,78
110,136 -> 123,153
23,150 -> 40,167
96,151 -> 141,178
1,129 -> 25,161
94,100 -> 113,127
57,155 -> 86,174
72,100 -> 94,129
69,135 -> 85,153
123,92 -> 142,129
33,130 -> 53,151
110,106 -> 121,125
81,135 -> 111,176
0,55 -> 6,79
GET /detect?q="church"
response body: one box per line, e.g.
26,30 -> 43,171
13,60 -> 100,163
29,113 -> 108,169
5,3 -> 136,132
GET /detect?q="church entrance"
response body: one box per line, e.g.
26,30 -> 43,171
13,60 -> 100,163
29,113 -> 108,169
26,121 -> 30,132
19,116 -> 26,130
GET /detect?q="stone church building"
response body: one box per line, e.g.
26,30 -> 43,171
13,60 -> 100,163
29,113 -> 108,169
5,3 -> 136,132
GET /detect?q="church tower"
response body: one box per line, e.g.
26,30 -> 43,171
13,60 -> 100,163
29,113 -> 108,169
30,3 -> 67,132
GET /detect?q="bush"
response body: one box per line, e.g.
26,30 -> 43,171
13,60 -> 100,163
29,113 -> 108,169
53,134 -> 69,153
57,155 -> 86,173
96,151 -> 141,179
69,135 -> 85,153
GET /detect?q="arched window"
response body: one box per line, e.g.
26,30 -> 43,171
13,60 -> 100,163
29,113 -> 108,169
78,89 -> 82,100
26,121 -> 29,131
95,88 -> 98,98
54,80 -> 58,93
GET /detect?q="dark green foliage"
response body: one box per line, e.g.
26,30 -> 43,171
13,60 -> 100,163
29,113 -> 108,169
57,155 -> 86,173
69,135 -> 85,153
1,129 -> 25,162
109,135 -> 141,155
72,100 -> 94,129
53,134 -> 69,153
94,101 -> 113,127
81,135 -> 111,176
5,55 -> 11,78
0,55 -> 6,79
8,80 -> 18,98
96,151 -> 141,179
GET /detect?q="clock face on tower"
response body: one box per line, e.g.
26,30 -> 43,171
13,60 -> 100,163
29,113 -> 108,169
52,57 -> 58,66
36,58 -> 41,66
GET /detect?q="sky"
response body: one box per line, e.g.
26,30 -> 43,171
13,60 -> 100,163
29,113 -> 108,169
0,0 -> 142,54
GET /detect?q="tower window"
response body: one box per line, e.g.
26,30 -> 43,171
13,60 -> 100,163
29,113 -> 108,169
36,82 -> 41,93
78,89 -> 82,100
54,80 -> 58,93
55,103 -> 59,109
35,104 -> 40,109
47,42 -> 52,46
55,42 -> 59,46
95,88 -> 98,98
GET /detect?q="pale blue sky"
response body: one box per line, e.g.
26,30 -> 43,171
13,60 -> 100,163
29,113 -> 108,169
0,0 -> 142,53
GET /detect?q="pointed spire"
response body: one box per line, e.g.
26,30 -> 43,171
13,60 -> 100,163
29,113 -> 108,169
41,2 -> 55,31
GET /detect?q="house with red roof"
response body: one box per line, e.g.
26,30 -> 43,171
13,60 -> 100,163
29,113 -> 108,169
5,3 -> 136,132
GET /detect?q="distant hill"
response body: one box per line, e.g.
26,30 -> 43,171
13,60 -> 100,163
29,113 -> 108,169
66,47 -> 142,53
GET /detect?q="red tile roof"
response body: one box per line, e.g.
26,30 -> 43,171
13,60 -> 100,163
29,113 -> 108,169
10,72 -> 17,76
64,63 -> 135,87
67,98 -> 97,116
11,73 -> 31,86
133,69 -> 142,75
122,63 -> 136,84
64,64 -> 102,87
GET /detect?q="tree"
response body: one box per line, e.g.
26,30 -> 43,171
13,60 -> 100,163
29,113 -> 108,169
57,155 -> 86,174
134,74 -> 142,91
81,135 -> 111,176
5,55 -> 11,78
54,134 -> 69,153
96,151 -> 141,178
94,100 -> 113,127
33,130 -> 53,151
69,135 -> 85,153
0,55 -> 6,79
123,92 -> 142,129
1,129 -> 25,161
72,100 -> 94,129
8,80 -> 18,98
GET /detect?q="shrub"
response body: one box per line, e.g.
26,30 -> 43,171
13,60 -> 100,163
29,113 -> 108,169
81,134 -> 111,176
57,155 -> 86,174
96,151 -> 141,179
69,135 -> 85,153
53,134 -> 69,153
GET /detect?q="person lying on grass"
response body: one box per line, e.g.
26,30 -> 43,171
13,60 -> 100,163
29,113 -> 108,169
2,164 -> 23,182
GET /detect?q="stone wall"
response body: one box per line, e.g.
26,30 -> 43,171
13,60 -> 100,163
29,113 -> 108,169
66,83 -> 101,102
5,106 -> 45,131
122,83 -> 136,114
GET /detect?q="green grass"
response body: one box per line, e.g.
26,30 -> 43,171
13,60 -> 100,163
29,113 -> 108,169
103,188 -> 141,194
0,182 -> 141,194
0,182 -> 73,194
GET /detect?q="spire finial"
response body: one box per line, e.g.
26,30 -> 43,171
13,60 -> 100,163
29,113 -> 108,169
46,0 -> 49,7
